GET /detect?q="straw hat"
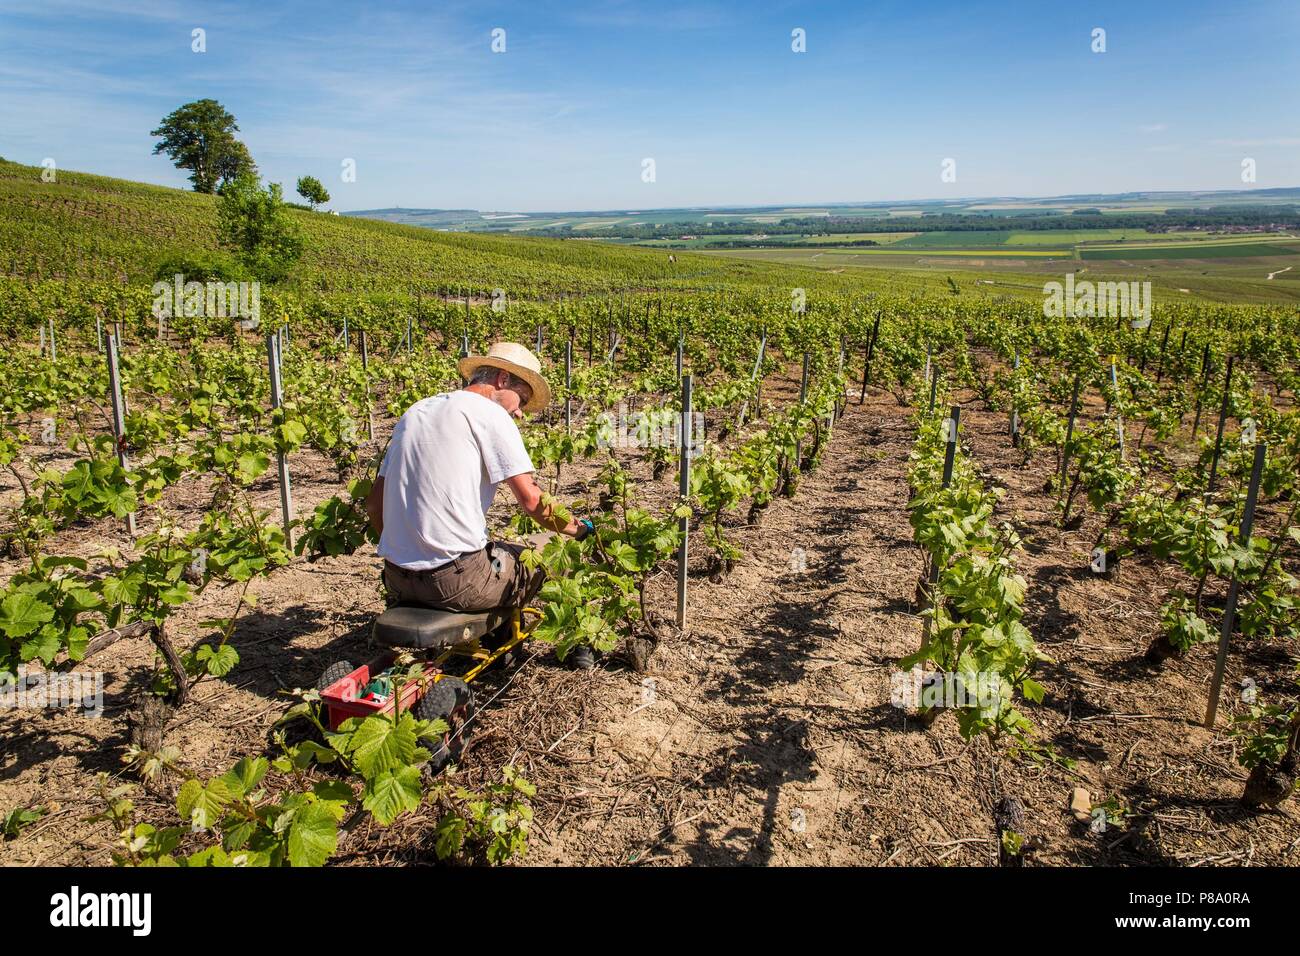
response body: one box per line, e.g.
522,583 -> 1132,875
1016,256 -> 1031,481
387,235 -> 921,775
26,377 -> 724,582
458,342 -> 551,413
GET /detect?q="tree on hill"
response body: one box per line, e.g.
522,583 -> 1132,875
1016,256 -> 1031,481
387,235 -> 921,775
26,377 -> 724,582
151,99 -> 256,194
217,173 -> 305,280
296,175 -> 330,211
215,140 -> 257,193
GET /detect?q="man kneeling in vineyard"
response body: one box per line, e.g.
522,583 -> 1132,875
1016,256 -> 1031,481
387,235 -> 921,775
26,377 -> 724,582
363,342 -> 596,662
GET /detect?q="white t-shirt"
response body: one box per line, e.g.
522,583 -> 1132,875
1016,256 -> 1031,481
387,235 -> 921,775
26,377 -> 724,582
377,390 -> 534,570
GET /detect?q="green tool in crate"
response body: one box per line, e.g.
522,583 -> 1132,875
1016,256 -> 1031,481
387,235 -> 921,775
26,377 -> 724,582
362,667 -> 396,704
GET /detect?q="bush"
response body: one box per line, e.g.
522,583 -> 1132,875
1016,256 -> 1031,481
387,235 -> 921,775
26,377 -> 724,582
217,174 -> 306,282
152,251 -> 249,284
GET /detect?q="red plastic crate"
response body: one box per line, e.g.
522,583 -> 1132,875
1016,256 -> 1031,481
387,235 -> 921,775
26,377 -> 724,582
319,651 -> 436,730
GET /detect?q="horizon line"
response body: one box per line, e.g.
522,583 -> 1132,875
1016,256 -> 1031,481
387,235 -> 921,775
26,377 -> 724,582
340,184 -> 1300,218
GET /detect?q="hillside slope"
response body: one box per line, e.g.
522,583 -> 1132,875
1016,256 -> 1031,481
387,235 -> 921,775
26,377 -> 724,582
12,158 -> 1283,308
0,159 -> 856,297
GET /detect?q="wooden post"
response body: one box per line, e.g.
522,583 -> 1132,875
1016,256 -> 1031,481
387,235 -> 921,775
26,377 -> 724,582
1060,377 -> 1082,487
1137,320 -> 1154,373
737,330 -> 767,427
47,318 -> 56,363
267,334 -> 294,548
942,406 -> 960,487
361,331 -> 373,440
858,343 -> 871,409
564,339 -> 573,433
1154,322 -> 1172,383
1204,442 -> 1267,728
860,315 -> 881,406
342,315 -> 349,350
928,368 -> 940,414
922,406 -> 961,647
106,334 -> 136,537
675,374 -> 693,630
1110,359 -> 1125,459
794,351 -> 811,463
835,336 -> 846,421
1010,350 -> 1021,446
1207,355 -> 1236,493
1191,343 -> 1212,436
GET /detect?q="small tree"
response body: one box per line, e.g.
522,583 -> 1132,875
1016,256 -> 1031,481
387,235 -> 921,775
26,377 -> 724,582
217,174 -> 305,281
296,175 -> 330,211
151,99 -> 256,194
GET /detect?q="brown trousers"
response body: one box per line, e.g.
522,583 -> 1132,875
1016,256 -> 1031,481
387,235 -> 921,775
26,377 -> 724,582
382,541 -> 545,612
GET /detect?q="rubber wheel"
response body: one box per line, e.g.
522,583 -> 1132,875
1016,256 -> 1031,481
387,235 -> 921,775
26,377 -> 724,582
567,645 -> 596,671
415,678 -> 477,776
316,660 -> 355,692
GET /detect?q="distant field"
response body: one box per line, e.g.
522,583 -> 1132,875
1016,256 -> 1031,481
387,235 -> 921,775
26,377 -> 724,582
891,231 -> 1011,248
1082,241 -> 1300,260
702,242 -> 1300,305
1010,229 -> 1160,245
626,228 -> 1257,255
890,228 -> 1229,249
791,232 -> 917,245
815,246 -> 1069,257
1085,234 -> 1297,249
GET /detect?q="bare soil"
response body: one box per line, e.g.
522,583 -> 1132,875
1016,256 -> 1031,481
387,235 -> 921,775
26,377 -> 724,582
3,362 -> 1298,867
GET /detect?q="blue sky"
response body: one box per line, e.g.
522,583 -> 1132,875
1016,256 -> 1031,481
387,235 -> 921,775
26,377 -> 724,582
1,0 -> 1297,212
